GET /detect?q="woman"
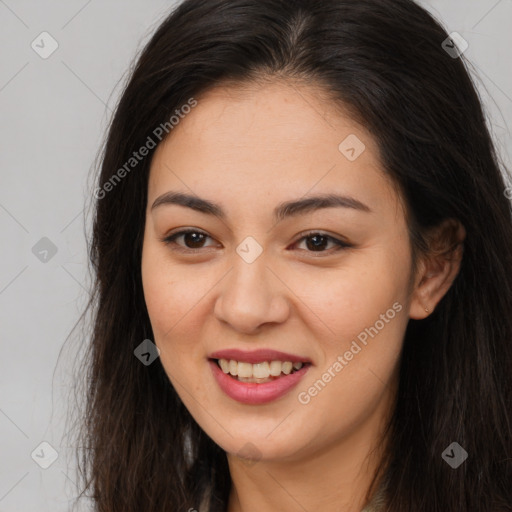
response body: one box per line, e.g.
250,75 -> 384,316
74,0 -> 512,510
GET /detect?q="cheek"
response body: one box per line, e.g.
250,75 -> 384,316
141,245 -> 211,377
293,246 -> 410,400
142,243 -> 193,335
296,300 -> 407,445
291,256 -> 408,344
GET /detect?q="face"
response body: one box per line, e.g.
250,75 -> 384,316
141,80 -> 416,464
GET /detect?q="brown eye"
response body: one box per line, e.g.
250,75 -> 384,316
303,233 -> 330,251
293,232 -> 351,255
162,229 -> 216,251
160,229 -> 351,256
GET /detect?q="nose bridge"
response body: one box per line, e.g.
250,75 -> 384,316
231,251 -> 270,299
214,247 -> 289,331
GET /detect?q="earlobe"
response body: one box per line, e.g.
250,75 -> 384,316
409,219 -> 466,320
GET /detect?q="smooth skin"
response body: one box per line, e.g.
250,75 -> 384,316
141,80 -> 465,512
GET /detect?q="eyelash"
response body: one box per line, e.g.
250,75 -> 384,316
160,229 -> 352,256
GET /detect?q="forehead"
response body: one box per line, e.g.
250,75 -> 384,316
148,80 -> 401,218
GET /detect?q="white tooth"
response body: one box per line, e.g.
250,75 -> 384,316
229,359 -> 238,376
281,361 -> 293,375
237,362 -> 253,378
223,359 -> 303,379
219,358 -> 230,373
253,362 -> 270,379
269,360 -> 283,376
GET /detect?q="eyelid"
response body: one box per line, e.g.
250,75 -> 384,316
293,230 -> 352,255
160,228 -> 352,255
295,229 -> 351,247
159,228 -> 217,251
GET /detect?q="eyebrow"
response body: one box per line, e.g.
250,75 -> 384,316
151,191 -> 372,222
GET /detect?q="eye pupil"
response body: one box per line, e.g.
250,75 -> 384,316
184,232 -> 206,248
306,234 -> 328,251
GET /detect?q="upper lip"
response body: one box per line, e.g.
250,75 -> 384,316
208,348 -> 312,364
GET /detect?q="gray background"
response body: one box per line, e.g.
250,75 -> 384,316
0,1 -> 510,510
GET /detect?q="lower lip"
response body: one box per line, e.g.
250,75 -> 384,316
209,360 -> 310,405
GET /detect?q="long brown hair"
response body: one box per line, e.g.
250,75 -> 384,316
69,0 -> 512,510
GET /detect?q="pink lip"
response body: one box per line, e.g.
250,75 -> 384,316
209,359 -> 311,405
208,348 -> 311,364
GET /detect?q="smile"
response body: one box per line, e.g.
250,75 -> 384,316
209,358 -> 311,405
216,358 -> 306,382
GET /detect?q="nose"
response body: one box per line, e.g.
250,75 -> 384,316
213,255 -> 290,334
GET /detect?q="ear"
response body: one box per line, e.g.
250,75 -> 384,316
409,218 -> 466,320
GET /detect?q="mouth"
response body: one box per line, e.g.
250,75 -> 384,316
209,358 -> 312,384
208,356 -> 312,405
